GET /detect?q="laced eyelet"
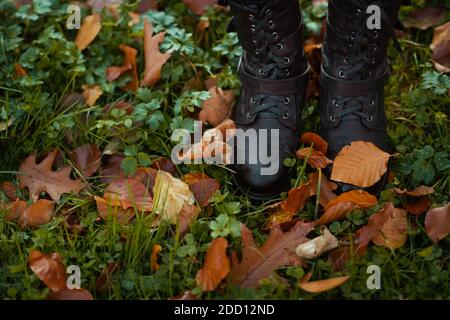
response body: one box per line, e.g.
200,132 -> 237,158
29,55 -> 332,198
332,99 -> 339,107
268,20 -> 274,28
250,97 -> 256,104
277,44 -> 283,51
284,57 -> 290,64
258,68 -> 265,76
272,32 -> 279,40
338,70 -> 346,78
248,14 -> 255,21
282,112 -> 290,119
344,56 -> 350,64
350,36 -> 355,42
265,9 -> 272,15
330,115 -> 336,122
356,9 -> 362,16
247,112 -> 253,118
250,25 -> 256,32
284,97 -> 290,104
367,116 -> 373,121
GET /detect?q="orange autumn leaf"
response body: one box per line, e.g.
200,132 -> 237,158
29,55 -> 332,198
199,86 -> 235,127
196,237 -> 230,291
1,181 -> 18,201
394,185 -> 435,197
308,171 -> 338,208
183,172 -> 220,207
75,13 -> 102,51
316,202 -> 359,226
331,141 -> 391,188
47,288 -> 94,300
29,250 -> 67,292
141,18 -> 172,87
178,203 -> 201,237
425,203 -> 450,243
150,244 -> 162,272
71,144 -> 102,178
299,275 -> 350,293
403,196 -> 431,216
183,0 -> 217,15
18,150 -> 86,202
296,147 -> 332,169
106,45 -> 139,92
14,63 -> 27,77
104,178 -> 153,212
372,207 -> 407,249
20,199 -> 54,227
95,196 -> 135,225
81,85 -> 103,107
300,132 -> 328,155
4,199 -> 27,222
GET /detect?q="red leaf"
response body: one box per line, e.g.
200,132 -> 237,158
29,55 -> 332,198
71,144 -> 101,178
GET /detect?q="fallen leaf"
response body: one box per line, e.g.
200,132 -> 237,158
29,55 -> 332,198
3,199 -> 27,221
20,199 -> 54,227
403,196 -> 431,216
316,202 -> 359,226
95,196 -> 135,225
308,171 -> 338,208
331,141 -> 391,188
81,85 -> 103,107
150,244 -> 162,272
327,246 -> 353,271
178,203 -> 201,237
151,157 -> 176,175
71,144 -> 101,178
230,221 -> 314,288
141,19 -> 171,87
1,181 -> 18,200
106,45 -> 139,92
96,261 -> 119,292
100,154 -> 126,183
372,207 -> 407,249
182,0 -> 217,15
153,170 -> 195,223
47,288 -> 94,300
296,226 -> 339,259
18,150 -> 86,202
196,237 -> 230,291
425,203 -> 450,243
300,132 -> 328,155
183,172 -> 220,207
14,63 -> 27,77
430,22 -> 450,73
104,178 -> 153,212
402,7 -> 446,30
75,14 -> 102,51
29,250 -> 67,292
138,0 -> 158,13
199,86 -> 235,127
296,147 -> 333,169
394,185 -> 434,197
299,275 -> 350,293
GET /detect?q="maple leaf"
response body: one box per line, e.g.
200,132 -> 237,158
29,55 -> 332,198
196,237 -> 230,291
18,150 -> 86,202
425,203 -> 450,243
230,221 -> 314,288
71,144 -> 102,178
141,19 -> 172,87
75,13 -> 102,51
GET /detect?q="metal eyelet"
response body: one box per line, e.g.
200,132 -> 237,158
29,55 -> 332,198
330,115 -> 336,122
250,25 -> 256,32
338,70 -> 346,78
370,100 -> 375,107
348,43 -> 353,48
277,44 -> 283,51
332,99 -> 339,107
284,57 -> 290,64
284,97 -> 290,104
272,32 -> 279,40
344,56 -> 350,64
253,39 -> 257,44
356,9 -> 362,16
268,20 -> 274,28
250,97 -> 256,104
265,9 -> 272,15
247,112 -> 253,118
367,116 -> 373,121
371,58 -> 376,65
282,112 -> 290,119
249,14 -> 255,21
258,68 -> 265,76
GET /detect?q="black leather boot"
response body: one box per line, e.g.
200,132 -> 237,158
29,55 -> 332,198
224,0 -> 310,201
320,0 -> 402,195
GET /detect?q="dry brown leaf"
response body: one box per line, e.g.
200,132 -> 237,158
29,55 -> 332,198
299,275 -> 350,293
14,63 -> 27,77
20,199 -> 54,227
196,237 -> 230,291
327,246 -> 353,272
1,181 -> 18,201
81,85 -> 103,107
150,244 -> 162,272
47,288 -> 94,300
153,170 -> 195,223
403,196 -> 432,216
199,86 -> 235,127
372,207 -> 407,249
402,7 -> 446,30
331,141 -> 391,188
3,199 -> 28,222
178,203 -> 201,237
18,150 -> 86,202
230,221 -> 314,288
71,144 -> 101,178
425,203 -> 450,243
296,226 -> 339,259
316,202 -> 359,226
29,250 -> 67,292
104,178 -> 153,212
95,196 -> 135,225
296,147 -> 333,169
106,45 -> 139,92
95,261 -> 119,292
183,172 -> 220,207
151,157 -> 177,175
324,190 -> 377,210
182,0 -> 217,15
138,0 -> 158,13
300,132 -> 328,155
430,22 -> 450,73
75,14 -> 102,51
308,171 -> 338,208
141,19 -> 172,87
394,185 -> 435,197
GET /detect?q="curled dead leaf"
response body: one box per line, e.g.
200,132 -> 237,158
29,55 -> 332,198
1,181 -> 18,201
196,237 -> 230,291
296,147 -> 332,169
151,244 -> 162,272
299,275 -> 350,293
75,14 -> 102,51
300,132 -> 328,155
296,226 -> 339,259
3,199 -> 28,222
394,185 -> 434,197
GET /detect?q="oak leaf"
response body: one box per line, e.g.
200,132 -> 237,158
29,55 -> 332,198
230,221 -> 314,288
71,144 -> 102,178
199,86 -> 235,127
196,237 -> 230,291
18,150 -> 86,202
331,141 -> 391,188
75,14 -> 102,51
29,250 -> 67,292
141,19 -> 172,87
299,275 -> 350,293
425,203 -> 450,243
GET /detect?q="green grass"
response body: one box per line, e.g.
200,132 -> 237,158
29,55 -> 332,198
0,0 -> 449,300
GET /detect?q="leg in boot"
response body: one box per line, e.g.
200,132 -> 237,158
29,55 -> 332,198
320,0 -> 402,195
224,0 -> 310,200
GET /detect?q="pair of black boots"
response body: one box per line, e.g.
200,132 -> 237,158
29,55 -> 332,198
222,0 -> 402,200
